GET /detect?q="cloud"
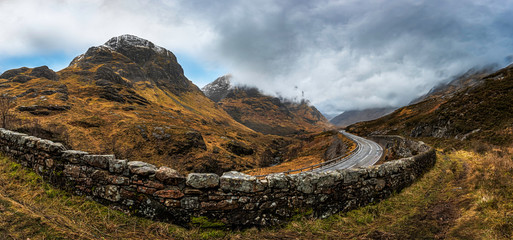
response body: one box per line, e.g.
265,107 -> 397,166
0,0 -> 215,56
1,0 -> 513,115
180,0 -> 513,114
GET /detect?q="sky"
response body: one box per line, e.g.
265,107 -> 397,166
1,0 -> 512,116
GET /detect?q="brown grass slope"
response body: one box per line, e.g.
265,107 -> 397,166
348,64 -> 513,147
0,35 -> 343,175
203,76 -> 331,136
3,146 -> 513,239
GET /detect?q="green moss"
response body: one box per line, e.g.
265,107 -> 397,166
190,216 -> 226,228
54,170 -> 63,177
291,208 -> 314,221
200,229 -> 226,239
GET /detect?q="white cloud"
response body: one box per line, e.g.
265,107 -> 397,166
0,0 -> 215,56
1,0 -> 512,114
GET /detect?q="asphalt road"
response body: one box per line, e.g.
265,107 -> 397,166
312,130 -> 383,172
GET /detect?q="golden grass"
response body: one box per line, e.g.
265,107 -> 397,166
3,67 -> 338,175
1,144 -> 513,239
0,154 -> 204,240
245,132 -> 355,176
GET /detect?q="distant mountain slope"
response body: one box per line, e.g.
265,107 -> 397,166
202,75 -> 331,135
410,67 -> 495,104
330,107 -> 396,127
347,64 -> 513,146
201,75 -> 231,102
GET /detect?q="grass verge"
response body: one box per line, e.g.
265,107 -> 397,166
0,146 -> 512,239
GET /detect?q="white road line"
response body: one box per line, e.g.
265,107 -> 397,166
313,131 -> 382,172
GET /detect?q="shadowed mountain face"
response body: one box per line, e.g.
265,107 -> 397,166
348,64 -> 513,146
330,107 -> 396,127
202,75 -> 331,136
0,35 -> 341,174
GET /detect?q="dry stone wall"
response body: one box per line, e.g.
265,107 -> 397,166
0,128 -> 436,227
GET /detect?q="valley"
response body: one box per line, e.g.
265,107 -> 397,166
1,33 -> 513,239
0,35 -> 351,176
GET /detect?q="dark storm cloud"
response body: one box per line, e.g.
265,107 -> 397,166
178,0 -> 513,114
1,0 -> 512,114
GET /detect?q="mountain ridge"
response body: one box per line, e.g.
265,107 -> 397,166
330,107 -> 396,127
347,64 -> 513,147
202,75 -> 331,135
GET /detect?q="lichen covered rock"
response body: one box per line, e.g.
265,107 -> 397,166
186,173 -> 219,188
220,171 -> 265,192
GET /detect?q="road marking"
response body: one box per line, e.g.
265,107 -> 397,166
314,131 -> 382,171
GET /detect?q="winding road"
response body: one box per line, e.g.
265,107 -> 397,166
311,130 -> 383,172
254,131 -> 383,177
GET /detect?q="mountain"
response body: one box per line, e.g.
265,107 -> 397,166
330,107 -> 396,127
202,75 -> 331,135
201,75 -> 231,102
410,66 -> 496,104
0,35 -> 346,174
347,64 -> 513,146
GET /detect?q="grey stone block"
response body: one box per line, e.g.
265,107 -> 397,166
186,173 -> 219,188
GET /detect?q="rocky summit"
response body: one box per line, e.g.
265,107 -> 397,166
70,34 -> 197,96
201,75 -> 232,103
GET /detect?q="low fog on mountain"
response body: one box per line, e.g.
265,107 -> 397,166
1,0 -> 512,116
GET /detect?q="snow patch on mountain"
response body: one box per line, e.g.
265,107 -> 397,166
103,34 -> 169,55
202,75 -> 233,102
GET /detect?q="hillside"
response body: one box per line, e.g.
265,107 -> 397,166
348,64 -> 513,147
202,75 -> 330,135
0,35 -> 344,174
410,67 -> 495,104
330,107 -> 396,127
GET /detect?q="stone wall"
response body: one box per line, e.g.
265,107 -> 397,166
369,135 -> 431,160
0,128 -> 436,227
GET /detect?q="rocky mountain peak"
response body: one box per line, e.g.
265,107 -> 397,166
202,75 -> 233,102
103,34 -> 168,55
67,35 -> 198,96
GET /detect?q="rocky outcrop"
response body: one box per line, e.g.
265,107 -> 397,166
0,128 -> 435,228
17,105 -> 71,115
224,140 -> 254,156
202,76 -> 330,136
369,135 -> 431,161
31,66 -> 59,81
0,66 -> 59,83
201,75 -> 232,102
